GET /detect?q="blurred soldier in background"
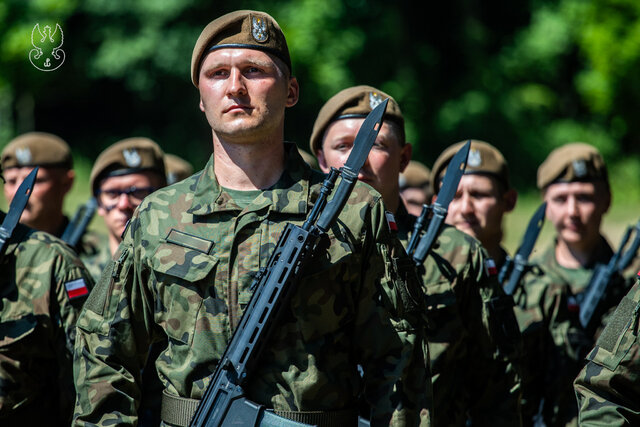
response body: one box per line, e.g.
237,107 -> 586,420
0,151 -> 94,425
297,146 -> 318,169
1,132 -> 101,257
399,160 -> 433,217
312,85 -> 523,426
164,153 -> 194,185
433,139 -> 590,426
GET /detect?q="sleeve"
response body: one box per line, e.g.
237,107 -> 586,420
72,224 -> 156,426
357,198 -> 432,427
574,280 -> 640,426
465,246 -> 524,427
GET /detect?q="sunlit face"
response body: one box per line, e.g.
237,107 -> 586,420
96,171 -> 164,243
543,181 -> 610,248
198,48 -> 298,143
316,118 -> 411,209
3,166 -> 73,230
445,174 -> 515,246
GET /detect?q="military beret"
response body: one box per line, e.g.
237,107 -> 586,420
537,142 -> 608,190
2,131 -> 72,170
431,139 -> 510,196
309,85 -> 404,155
191,10 -> 291,87
399,160 -> 431,190
164,153 -> 194,185
90,137 -> 166,195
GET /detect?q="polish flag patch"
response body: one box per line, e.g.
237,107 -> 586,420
65,278 -> 89,300
385,211 -> 398,232
484,258 -> 497,276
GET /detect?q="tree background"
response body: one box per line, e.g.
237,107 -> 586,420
1,0 -> 639,249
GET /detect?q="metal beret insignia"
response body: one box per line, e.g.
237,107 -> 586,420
252,16 -> 268,43
572,159 -> 587,178
369,92 -> 384,110
15,148 -> 32,165
467,148 -> 482,168
123,148 -> 142,167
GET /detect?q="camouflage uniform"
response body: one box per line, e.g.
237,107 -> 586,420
0,217 -> 93,425
574,277 -> 640,426
77,232 -> 111,283
73,144 -> 430,426
502,248 -> 592,427
395,203 -> 522,426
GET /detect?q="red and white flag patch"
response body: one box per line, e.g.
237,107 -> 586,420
484,258 -> 497,276
385,211 -> 398,232
65,278 -> 89,300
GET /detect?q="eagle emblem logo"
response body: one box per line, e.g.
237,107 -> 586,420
572,159 -> 587,177
369,92 -> 385,110
15,148 -> 32,165
29,23 -> 65,72
122,149 -> 142,167
467,149 -> 482,167
252,16 -> 268,43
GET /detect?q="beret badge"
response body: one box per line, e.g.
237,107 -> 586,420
15,148 -> 32,166
369,92 -> 384,110
252,16 -> 269,43
123,148 -> 142,167
467,148 -> 482,167
572,159 -> 587,178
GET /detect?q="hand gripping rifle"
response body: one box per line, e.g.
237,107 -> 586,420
189,99 -> 389,427
498,202 -> 547,295
0,167 -> 38,256
60,197 -> 98,249
406,140 -> 470,266
577,219 -> 640,333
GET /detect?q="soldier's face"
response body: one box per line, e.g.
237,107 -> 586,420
544,181 -> 610,248
97,171 -> 164,245
3,166 -> 73,231
445,174 -> 515,247
401,187 -> 429,217
316,118 -> 411,210
198,48 -> 298,143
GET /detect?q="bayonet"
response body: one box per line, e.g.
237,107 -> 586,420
0,167 -> 38,255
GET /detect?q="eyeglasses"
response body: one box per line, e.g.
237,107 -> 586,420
96,186 -> 156,209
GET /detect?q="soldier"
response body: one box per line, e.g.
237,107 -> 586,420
533,143 -> 633,339
433,140 -> 591,426
399,160 -> 432,217
73,10 -> 429,426
311,86 -> 522,426
0,166 -> 94,425
164,153 -> 194,185
573,277 -> 640,425
1,132 -> 101,257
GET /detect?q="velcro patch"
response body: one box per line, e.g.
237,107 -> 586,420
65,278 -> 89,300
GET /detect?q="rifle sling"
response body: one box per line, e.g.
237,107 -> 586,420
161,389 -> 358,426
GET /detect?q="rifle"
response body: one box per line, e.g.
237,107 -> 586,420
60,197 -> 98,248
189,99 -> 389,427
577,225 -> 635,333
406,140 -> 470,266
0,167 -> 38,255
499,202 -> 547,295
616,219 -> 640,272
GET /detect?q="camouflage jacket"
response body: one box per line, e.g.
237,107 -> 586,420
73,143 -> 430,426
574,276 -> 640,426
502,247 -> 592,427
0,217 -> 93,426
77,232 -> 111,283
395,204 -> 522,427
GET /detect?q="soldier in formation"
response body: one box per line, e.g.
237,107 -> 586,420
311,85 -> 523,426
399,160 -> 433,217
164,153 -> 194,185
72,10 -> 430,427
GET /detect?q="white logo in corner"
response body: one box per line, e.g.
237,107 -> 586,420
29,23 -> 65,72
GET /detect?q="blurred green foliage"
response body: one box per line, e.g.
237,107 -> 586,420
0,0 -> 639,227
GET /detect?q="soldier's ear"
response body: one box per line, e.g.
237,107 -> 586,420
399,143 -> 412,173
199,98 -> 205,113
286,77 -> 299,108
315,148 -> 330,174
503,188 -> 517,212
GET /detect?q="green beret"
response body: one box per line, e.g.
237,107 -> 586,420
164,153 -> 194,185
2,131 -> 72,170
309,85 -> 404,155
431,139 -> 510,196
90,137 -> 166,195
400,160 -> 431,190
537,142 -> 608,190
191,10 -> 291,87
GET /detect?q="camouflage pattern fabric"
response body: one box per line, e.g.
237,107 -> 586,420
0,217 -> 94,426
504,250 -> 592,427
395,203 -> 523,427
574,277 -> 640,426
73,143 -> 431,426
77,232 -> 112,282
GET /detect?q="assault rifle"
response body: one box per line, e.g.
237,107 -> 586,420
578,218 -> 640,333
60,197 -> 98,249
499,202 -> 547,295
189,99 -> 389,427
406,140 -> 470,266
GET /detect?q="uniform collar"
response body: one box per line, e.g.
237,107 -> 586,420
187,142 -> 312,216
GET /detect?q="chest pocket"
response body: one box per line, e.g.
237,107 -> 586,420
151,242 -> 219,346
